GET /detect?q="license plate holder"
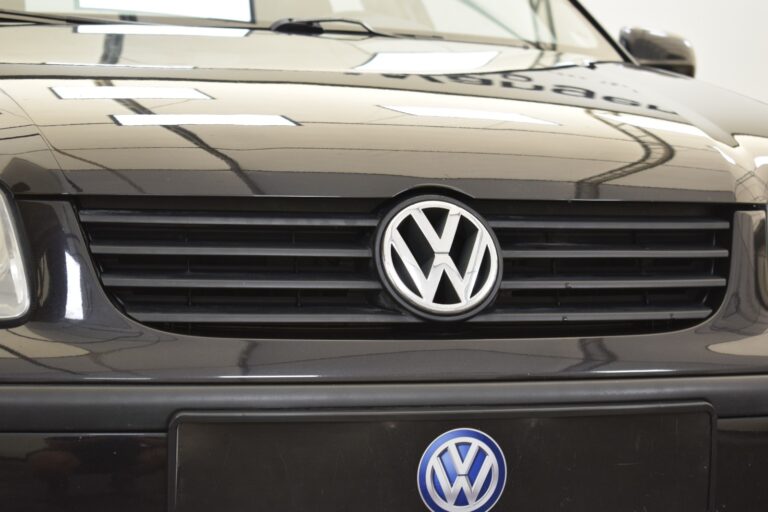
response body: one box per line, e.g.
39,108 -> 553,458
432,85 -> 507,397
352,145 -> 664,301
169,403 -> 714,512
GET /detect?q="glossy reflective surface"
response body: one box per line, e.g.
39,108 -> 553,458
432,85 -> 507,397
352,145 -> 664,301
716,418 -> 768,510
0,434 -> 166,512
0,25 -> 766,203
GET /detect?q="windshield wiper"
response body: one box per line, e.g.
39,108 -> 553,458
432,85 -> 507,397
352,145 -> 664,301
0,8 -> 149,26
269,18 -> 395,38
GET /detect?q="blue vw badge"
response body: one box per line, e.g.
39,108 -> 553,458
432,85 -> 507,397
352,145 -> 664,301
417,429 -> 507,512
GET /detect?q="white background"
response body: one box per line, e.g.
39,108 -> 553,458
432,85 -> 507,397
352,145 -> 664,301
581,0 -> 768,104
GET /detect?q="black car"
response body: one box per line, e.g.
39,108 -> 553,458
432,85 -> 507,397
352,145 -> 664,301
0,1 -> 766,511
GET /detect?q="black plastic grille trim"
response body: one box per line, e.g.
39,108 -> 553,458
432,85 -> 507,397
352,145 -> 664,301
78,203 -> 734,339
90,242 -> 372,258
127,306 -> 712,324
488,218 -> 730,230
500,277 -> 726,290
79,210 -> 379,227
501,247 -> 729,259
101,273 -> 383,290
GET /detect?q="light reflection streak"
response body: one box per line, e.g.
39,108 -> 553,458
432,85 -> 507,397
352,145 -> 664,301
596,112 -> 708,137
113,114 -> 297,127
76,25 -> 250,37
383,105 -> 558,126
53,86 -> 210,100
64,253 -> 84,321
356,51 -> 498,73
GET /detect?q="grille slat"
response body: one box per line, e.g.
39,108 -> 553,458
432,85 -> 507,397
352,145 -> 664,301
500,277 -> 726,290
474,307 -> 713,323
128,307 -> 415,324
80,210 -> 379,228
78,202 -> 733,339
501,248 -> 729,259
489,218 -> 730,230
91,242 -> 372,258
126,306 -> 712,325
102,273 -> 382,290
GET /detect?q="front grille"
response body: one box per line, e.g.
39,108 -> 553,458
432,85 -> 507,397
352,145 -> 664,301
78,200 -> 733,339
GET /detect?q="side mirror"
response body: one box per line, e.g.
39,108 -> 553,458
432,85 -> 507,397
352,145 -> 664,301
619,27 -> 696,78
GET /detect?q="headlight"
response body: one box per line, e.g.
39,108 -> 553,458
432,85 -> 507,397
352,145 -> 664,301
0,191 -> 29,321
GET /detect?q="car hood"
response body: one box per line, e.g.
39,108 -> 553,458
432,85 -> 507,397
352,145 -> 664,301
1,24 -> 768,203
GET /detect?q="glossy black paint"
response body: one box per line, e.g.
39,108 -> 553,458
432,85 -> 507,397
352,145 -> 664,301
716,418 -> 768,511
0,25 -> 767,203
0,434 -> 166,512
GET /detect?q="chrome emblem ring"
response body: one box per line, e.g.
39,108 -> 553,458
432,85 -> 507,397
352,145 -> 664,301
377,196 -> 502,320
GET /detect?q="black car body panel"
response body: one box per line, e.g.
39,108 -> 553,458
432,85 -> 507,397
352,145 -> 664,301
1,7 -> 768,511
0,26 -> 767,203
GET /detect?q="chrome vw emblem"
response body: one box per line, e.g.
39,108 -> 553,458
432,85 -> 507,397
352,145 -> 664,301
378,197 -> 501,319
418,429 -> 507,512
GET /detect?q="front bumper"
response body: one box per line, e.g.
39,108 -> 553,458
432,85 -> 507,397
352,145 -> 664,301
0,382 -> 767,511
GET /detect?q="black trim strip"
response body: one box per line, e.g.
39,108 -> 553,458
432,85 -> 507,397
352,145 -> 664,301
474,307 -> 712,322
128,307 -> 414,324
489,218 -> 730,230
1,375 -> 767,432
501,247 -> 729,259
79,210 -> 379,227
102,273 -> 383,290
126,305 -> 712,324
501,276 -> 726,290
90,242 -> 372,258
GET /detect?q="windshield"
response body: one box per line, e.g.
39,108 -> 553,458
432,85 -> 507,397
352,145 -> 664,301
3,0 -> 621,59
